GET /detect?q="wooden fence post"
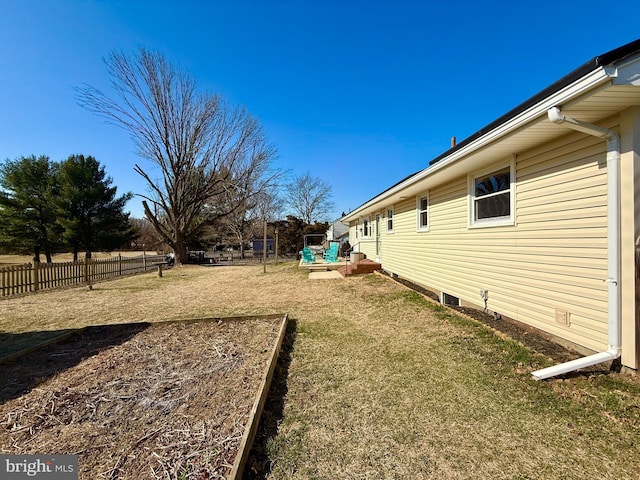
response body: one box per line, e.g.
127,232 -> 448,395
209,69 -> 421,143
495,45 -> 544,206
32,261 -> 39,292
84,257 -> 92,288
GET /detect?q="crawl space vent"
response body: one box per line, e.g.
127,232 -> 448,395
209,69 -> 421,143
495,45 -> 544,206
442,292 -> 460,306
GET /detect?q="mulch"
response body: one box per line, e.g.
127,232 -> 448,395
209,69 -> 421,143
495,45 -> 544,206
0,317 -> 282,479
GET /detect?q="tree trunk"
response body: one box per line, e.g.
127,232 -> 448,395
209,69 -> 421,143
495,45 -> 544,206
176,232 -> 187,265
237,232 -> 245,260
38,224 -> 54,264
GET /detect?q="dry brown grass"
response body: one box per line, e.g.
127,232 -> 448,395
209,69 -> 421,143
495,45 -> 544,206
265,276 -> 640,479
1,262 -> 639,479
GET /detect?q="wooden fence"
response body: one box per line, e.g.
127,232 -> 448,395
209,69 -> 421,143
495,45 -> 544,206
0,254 -> 165,298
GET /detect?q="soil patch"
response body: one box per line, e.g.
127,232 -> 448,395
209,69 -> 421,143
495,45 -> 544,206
0,316 -> 284,479
450,305 -> 584,364
385,273 -> 584,363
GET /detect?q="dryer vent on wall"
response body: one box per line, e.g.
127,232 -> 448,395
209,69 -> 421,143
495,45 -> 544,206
555,308 -> 571,327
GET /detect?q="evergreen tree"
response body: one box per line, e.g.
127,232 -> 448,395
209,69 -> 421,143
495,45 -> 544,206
270,215 -> 329,255
57,154 -> 134,260
0,155 -> 61,262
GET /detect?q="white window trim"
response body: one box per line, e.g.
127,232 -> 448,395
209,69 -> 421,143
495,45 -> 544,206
361,216 -> 371,238
416,193 -> 429,232
467,159 -> 515,229
440,292 -> 461,306
386,207 -> 394,234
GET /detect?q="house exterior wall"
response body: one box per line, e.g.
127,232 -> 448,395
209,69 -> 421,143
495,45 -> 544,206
349,218 -> 378,259
620,106 -> 640,369
351,120 -> 620,354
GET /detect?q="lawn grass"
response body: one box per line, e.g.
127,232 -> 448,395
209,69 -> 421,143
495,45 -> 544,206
1,262 -> 639,479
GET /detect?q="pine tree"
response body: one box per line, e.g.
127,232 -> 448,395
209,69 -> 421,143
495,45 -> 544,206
0,155 -> 61,262
56,154 -> 134,260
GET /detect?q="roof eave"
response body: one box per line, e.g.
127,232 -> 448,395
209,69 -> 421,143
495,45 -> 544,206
342,66 -> 614,223
343,38 -> 640,223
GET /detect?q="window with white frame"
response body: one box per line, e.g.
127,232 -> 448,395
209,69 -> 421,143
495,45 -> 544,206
469,163 -> 514,227
362,217 -> 371,237
417,194 -> 429,231
386,208 -> 394,233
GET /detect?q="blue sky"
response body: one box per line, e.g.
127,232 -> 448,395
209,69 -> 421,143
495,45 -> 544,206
1,1 -> 639,220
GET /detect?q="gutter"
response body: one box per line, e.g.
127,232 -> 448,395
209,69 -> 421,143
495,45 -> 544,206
342,67 -> 613,223
344,39 -> 640,224
531,107 -> 621,380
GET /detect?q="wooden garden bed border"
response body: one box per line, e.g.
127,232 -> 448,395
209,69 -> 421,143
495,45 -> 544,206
230,312 -> 289,479
0,313 -> 290,479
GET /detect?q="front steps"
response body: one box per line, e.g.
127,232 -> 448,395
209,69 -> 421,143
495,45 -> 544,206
337,259 -> 382,277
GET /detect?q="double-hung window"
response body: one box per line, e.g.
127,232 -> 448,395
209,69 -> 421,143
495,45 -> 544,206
362,217 -> 371,237
469,163 -> 514,227
386,208 -> 394,233
417,194 -> 429,231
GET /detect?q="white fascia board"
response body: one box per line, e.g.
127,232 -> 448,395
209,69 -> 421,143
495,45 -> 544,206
343,67 -> 612,222
609,54 -> 640,86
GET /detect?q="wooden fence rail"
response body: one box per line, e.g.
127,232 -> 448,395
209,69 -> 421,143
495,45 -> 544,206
0,254 -> 165,298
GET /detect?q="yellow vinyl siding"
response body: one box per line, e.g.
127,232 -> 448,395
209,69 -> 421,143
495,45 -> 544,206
377,128 -> 611,353
349,221 -> 377,259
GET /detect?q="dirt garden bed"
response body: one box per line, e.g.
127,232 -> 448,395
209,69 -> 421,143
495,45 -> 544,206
0,315 -> 286,479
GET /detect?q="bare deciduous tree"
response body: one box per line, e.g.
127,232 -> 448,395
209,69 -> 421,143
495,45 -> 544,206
212,168 -> 283,259
284,172 -> 334,224
75,48 -> 278,263
129,217 -> 165,252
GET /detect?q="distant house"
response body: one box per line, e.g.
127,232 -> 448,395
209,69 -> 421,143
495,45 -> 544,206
326,218 -> 349,245
343,39 -> 640,378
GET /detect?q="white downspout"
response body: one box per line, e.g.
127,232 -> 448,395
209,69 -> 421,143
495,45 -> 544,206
531,107 -> 621,380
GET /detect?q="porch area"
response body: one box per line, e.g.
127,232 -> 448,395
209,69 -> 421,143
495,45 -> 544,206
298,256 -> 382,278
